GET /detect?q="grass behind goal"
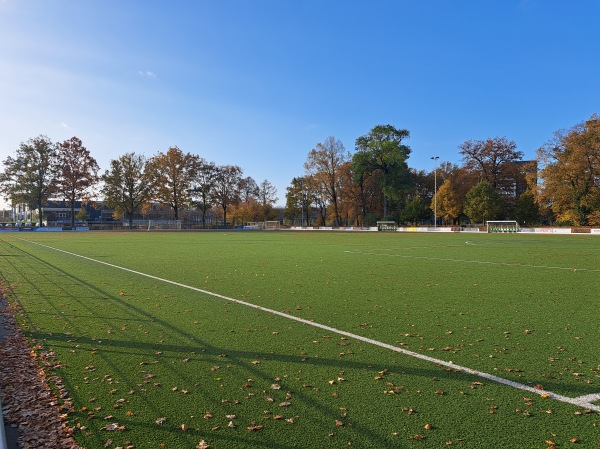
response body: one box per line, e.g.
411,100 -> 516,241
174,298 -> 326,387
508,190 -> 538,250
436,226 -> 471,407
0,231 -> 598,448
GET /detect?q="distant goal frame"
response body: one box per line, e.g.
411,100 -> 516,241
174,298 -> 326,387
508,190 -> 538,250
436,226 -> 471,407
264,221 -> 281,230
147,220 -> 183,231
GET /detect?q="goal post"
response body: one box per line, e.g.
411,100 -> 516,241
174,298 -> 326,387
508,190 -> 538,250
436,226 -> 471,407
147,219 -> 182,231
264,221 -> 281,230
486,220 -> 519,233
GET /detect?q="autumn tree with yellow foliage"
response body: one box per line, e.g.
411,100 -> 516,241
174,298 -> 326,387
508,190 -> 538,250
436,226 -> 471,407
534,115 -> 600,225
432,179 -> 462,225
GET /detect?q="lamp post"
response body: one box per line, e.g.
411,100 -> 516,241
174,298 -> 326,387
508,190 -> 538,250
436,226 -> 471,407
431,156 -> 439,227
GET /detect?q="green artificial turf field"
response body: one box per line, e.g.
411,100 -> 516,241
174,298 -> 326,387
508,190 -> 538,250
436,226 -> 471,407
0,231 -> 598,448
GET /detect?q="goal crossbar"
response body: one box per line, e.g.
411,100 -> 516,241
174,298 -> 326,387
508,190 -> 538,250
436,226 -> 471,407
147,220 -> 182,231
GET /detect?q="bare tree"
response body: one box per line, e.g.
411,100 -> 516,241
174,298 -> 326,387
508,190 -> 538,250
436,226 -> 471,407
238,176 -> 259,203
459,137 -> 523,192
258,179 -> 278,207
304,136 -> 349,226
212,165 -> 242,227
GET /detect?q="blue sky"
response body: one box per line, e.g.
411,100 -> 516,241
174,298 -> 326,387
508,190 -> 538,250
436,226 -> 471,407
1,0 -> 599,206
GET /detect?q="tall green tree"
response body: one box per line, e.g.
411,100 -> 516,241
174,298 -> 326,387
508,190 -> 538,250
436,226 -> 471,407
401,194 -> 428,225
190,159 -> 217,229
463,179 -> 502,224
56,136 -> 100,227
304,136 -> 349,226
353,125 -> 411,217
147,146 -> 199,221
0,135 -> 59,227
514,190 -> 539,225
101,152 -> 152,229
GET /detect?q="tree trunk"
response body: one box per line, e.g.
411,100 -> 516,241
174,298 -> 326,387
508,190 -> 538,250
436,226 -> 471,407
37,205 -> 43,227
383,194 -> 388,218
70,202 -> 76,228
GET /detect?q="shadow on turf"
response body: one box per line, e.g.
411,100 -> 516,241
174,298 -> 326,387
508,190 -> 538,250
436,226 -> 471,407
5,241 -> 598,448
5,243 -> 406,448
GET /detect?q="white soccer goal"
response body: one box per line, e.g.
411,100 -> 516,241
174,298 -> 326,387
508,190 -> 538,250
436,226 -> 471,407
486,220 -> 519,233
147,220 -> 182,231
264,221 -> 281,230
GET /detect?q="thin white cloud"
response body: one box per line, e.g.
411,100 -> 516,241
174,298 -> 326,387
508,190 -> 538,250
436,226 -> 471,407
138,70 -> 157,78
60,121 -> 71,129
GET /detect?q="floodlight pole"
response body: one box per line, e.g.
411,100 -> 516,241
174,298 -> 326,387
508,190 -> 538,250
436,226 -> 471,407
431,156 -> 439,228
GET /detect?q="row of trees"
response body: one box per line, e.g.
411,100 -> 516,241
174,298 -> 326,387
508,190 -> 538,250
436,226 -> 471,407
2,114 -> 598,229
285,114 -> 600,227
0,137 -> 278,228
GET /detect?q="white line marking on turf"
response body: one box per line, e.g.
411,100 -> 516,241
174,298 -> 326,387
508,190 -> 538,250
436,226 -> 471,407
18,239 -> 600,412
344,250 -> 600,272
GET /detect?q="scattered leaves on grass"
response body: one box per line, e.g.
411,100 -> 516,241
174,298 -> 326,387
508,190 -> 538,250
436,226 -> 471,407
0,299 -> 79,449
104,422 -> 125,431
155,416 -> 167,425
247,424 -> 264,432
196,440 -> 210,449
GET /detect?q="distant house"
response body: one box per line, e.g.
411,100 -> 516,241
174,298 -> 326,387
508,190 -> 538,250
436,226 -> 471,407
41,200 -> 115,226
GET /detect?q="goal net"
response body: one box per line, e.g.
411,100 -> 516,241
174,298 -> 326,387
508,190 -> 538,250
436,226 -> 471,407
264,221 -> 281,230
486,220 -> 519,233
377,221 -> 398,231
147,220 -> 182,231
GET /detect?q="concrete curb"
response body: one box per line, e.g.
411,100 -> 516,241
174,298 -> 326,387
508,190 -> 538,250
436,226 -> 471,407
0,296 -> 14,449
0,399 -> 8,449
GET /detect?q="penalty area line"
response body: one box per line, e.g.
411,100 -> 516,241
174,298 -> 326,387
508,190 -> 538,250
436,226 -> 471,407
344,250 -> 600,273
19,238 -> 600,413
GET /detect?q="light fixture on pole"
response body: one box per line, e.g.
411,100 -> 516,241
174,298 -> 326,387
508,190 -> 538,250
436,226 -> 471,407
431,156 -> 439,227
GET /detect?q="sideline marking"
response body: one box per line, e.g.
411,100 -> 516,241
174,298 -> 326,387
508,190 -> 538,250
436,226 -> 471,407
344,250 -> 600,272
14,238 -> 600,412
